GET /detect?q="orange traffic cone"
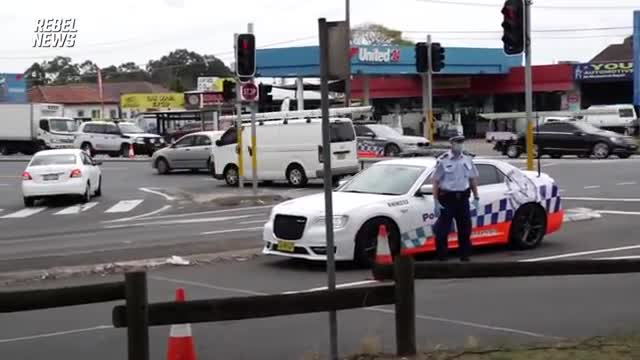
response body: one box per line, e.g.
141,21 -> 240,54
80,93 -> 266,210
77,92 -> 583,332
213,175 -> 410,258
128,143 -> 135,158
374,224 -> 393,266
167,288 -> 197,360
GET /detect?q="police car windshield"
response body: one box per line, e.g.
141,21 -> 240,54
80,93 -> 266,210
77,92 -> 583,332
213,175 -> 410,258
339,164 -> 425,195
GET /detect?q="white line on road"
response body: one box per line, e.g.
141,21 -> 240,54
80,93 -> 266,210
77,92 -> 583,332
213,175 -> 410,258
104,215 -> 255,229
0,183 -> 9,186
200,226 -> 264,235
369,307 -> 562,340
238,219 -> 268,225
139,187 -> 175,201
135,205 -> 273,221
595,255 -> 640,260
0,325 -> 113,344
595,210 -> 640,216
102,205 -> 172,223
0,207 -> 46,219
616,181 -> 637,186
104,199 -> 144,213
563,197 -> 640,202
54,202 -> 99,215
150,275 -> 265,296
521,244 -> 640,262
583,185 -> 600,189
282,280 -> 379,294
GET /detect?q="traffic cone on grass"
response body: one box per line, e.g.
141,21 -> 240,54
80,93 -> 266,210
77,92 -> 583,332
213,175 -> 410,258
166,288 -> 197,360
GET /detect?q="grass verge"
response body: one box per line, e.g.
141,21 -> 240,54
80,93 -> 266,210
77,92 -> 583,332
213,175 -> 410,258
344,334 -> 640,360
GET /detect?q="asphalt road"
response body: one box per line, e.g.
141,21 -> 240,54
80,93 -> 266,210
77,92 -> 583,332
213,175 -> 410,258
2,156 -> 640,358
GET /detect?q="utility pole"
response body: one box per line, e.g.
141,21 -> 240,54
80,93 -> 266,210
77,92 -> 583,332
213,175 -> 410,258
344,0 -> 351,107
524,0 -> 534,171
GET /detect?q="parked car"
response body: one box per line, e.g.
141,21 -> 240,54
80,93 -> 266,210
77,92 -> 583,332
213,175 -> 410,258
151,131 -> 224,174
74,121 -> 165,157
354,123 -> 430,157
21,149 -> 102,207
495,120 -> 638,159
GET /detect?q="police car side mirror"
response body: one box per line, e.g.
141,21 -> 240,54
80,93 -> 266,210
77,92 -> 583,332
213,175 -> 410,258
418,184 -> 433,196
215,139 -> 223,146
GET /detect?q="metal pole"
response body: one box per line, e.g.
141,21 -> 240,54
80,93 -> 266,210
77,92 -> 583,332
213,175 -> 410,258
234,32 -> 244,188
319,17 -> 338,360
248,23 -> 258,195
524,0 -> 534,171
344,0 -> 351,107
426,34 -> 434,142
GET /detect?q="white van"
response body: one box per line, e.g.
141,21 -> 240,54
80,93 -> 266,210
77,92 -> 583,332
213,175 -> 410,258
579,104 -> 637,134
212,117 -> 360,187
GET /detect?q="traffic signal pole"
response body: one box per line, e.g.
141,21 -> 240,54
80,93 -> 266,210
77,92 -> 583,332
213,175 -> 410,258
524,0 -> 534,171
234,33 -> 244,189
248,23 -> 258,196
426,34 -> 434,143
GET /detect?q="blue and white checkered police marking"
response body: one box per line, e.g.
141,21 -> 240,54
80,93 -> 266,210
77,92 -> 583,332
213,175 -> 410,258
357,142 -> 384,156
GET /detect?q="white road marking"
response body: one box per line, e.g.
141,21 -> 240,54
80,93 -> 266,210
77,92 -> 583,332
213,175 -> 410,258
583,185 -> 600,189
104,215 -> 255,229
104,200 -> 144,213
152,276 -> 559,340
54,202 -> 99,215
616,181 -> 637,186
200,226 -> 264,235
139,187 -> 175,201
238,219 -> 268,225
283,280 -> 379,294
0,325 -> 113,344
594,255 -> 640,260
595,210 -> 640,216
136,205 -> 273,221
0,207 -> 46,219
369,307 -> 562,340
102,205 -> 172,223
0,183 -> 9,186
563,197 -> 640,202
521,244 -> 640,262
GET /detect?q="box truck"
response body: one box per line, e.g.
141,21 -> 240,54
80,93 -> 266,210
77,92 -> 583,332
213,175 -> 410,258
0,103 -> 78,155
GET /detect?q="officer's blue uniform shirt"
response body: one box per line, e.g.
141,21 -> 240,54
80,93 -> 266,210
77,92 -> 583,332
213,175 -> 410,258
432,150 -> 479,191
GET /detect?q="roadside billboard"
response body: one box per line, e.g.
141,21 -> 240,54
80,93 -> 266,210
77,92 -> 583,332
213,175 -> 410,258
120,93 -> 184,109
573,61 -> 633,82
197,77 -> 234,92
0,73 -> 27,103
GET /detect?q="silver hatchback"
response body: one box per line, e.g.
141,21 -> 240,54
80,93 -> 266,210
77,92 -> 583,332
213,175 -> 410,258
151,131 -> 224,174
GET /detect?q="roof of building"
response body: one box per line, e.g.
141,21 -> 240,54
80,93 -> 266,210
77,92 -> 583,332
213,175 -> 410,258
589,36 -> 633,62
27,81 -> 171,104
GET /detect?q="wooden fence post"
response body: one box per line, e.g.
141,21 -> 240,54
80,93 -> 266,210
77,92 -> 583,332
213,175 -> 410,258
125,271 -> 149,360
394,255 -> 416,357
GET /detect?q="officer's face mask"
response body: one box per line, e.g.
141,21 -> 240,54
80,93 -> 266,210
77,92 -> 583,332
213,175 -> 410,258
451,142 -> 464,154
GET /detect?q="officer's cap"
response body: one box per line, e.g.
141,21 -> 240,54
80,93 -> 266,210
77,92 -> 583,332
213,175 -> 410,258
449,135 -> 465,143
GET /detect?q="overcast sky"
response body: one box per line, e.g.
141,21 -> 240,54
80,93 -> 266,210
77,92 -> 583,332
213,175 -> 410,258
0,0 -> 637,74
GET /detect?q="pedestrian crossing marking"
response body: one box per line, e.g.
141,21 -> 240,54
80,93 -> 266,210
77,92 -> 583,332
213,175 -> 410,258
105,200 -> 144,213
54,202 -> 99,215
1,207 -> 47,219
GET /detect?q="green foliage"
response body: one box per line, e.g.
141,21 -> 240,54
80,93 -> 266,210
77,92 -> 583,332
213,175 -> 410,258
351,23 -> 414,46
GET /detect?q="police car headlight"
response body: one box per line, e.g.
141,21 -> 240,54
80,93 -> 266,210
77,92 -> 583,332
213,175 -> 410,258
314,215 -> 349,229
135,138 -> 145,144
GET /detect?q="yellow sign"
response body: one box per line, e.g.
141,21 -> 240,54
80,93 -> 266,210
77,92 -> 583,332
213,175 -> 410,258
120,93 -> 185,109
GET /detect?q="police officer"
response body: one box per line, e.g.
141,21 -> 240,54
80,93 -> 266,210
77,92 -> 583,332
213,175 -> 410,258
431,135 -> 480,262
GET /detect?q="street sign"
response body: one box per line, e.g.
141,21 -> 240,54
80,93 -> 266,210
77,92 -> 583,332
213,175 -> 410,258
241,82 -> 258,102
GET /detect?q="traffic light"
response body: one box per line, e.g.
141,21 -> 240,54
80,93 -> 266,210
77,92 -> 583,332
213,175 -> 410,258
415,42 -> 428,73
501,0 -> 524,55
430,43 -> 445,72
258,84 -> 273,111
236,33 -> 256,78
222,80 -> 235,101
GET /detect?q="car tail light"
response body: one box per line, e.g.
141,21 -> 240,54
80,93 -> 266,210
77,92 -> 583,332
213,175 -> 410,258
21,171 -> 32,180
70,169 -> 82,178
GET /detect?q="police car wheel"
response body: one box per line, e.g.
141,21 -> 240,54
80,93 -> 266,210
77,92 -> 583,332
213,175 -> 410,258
384,144 -> 401,157
354,218 -> 399,268
506,145 -> 520,159
509,204 -> 547,250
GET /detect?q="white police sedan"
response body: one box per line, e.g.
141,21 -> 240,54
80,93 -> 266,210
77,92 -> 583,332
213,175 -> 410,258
262,157 -> 564,267
21,149 -> 103,207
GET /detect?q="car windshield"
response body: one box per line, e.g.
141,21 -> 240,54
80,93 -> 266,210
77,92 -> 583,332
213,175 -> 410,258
30,154 -> 77,166
118,123 -> 144,133
369,124 -> 400,137
49,118 -> 78,132
339,164 -> 425,195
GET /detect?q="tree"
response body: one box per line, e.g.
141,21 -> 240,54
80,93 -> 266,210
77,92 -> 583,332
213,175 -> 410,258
351,23 -> 414,46
146,49 -> 232,91
43,56 -> 80,84
24,62 -> 48,87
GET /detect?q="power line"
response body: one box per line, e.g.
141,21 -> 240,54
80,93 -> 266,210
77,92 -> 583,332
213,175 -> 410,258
416,0 -> 640,9
381,26 -> 633,34
406,33 -> 631,40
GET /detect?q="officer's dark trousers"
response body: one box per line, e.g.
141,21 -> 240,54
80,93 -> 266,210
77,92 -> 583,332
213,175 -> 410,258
434,189 -> 472,260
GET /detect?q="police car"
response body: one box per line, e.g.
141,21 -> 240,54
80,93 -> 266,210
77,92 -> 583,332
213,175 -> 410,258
262,157 -> 564,267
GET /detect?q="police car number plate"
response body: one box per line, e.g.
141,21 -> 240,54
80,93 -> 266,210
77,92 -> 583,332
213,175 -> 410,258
277,240 -> 295,252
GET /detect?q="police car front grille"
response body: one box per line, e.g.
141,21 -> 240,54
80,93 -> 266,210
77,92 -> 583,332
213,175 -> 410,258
273,215 -> 307,240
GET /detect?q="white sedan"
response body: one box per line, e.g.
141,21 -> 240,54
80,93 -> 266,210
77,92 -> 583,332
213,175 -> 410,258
262,157 -> 564,267
21,149 -> 103,207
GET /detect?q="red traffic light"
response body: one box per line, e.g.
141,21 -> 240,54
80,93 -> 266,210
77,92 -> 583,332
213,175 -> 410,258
236,33 -> 256,78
